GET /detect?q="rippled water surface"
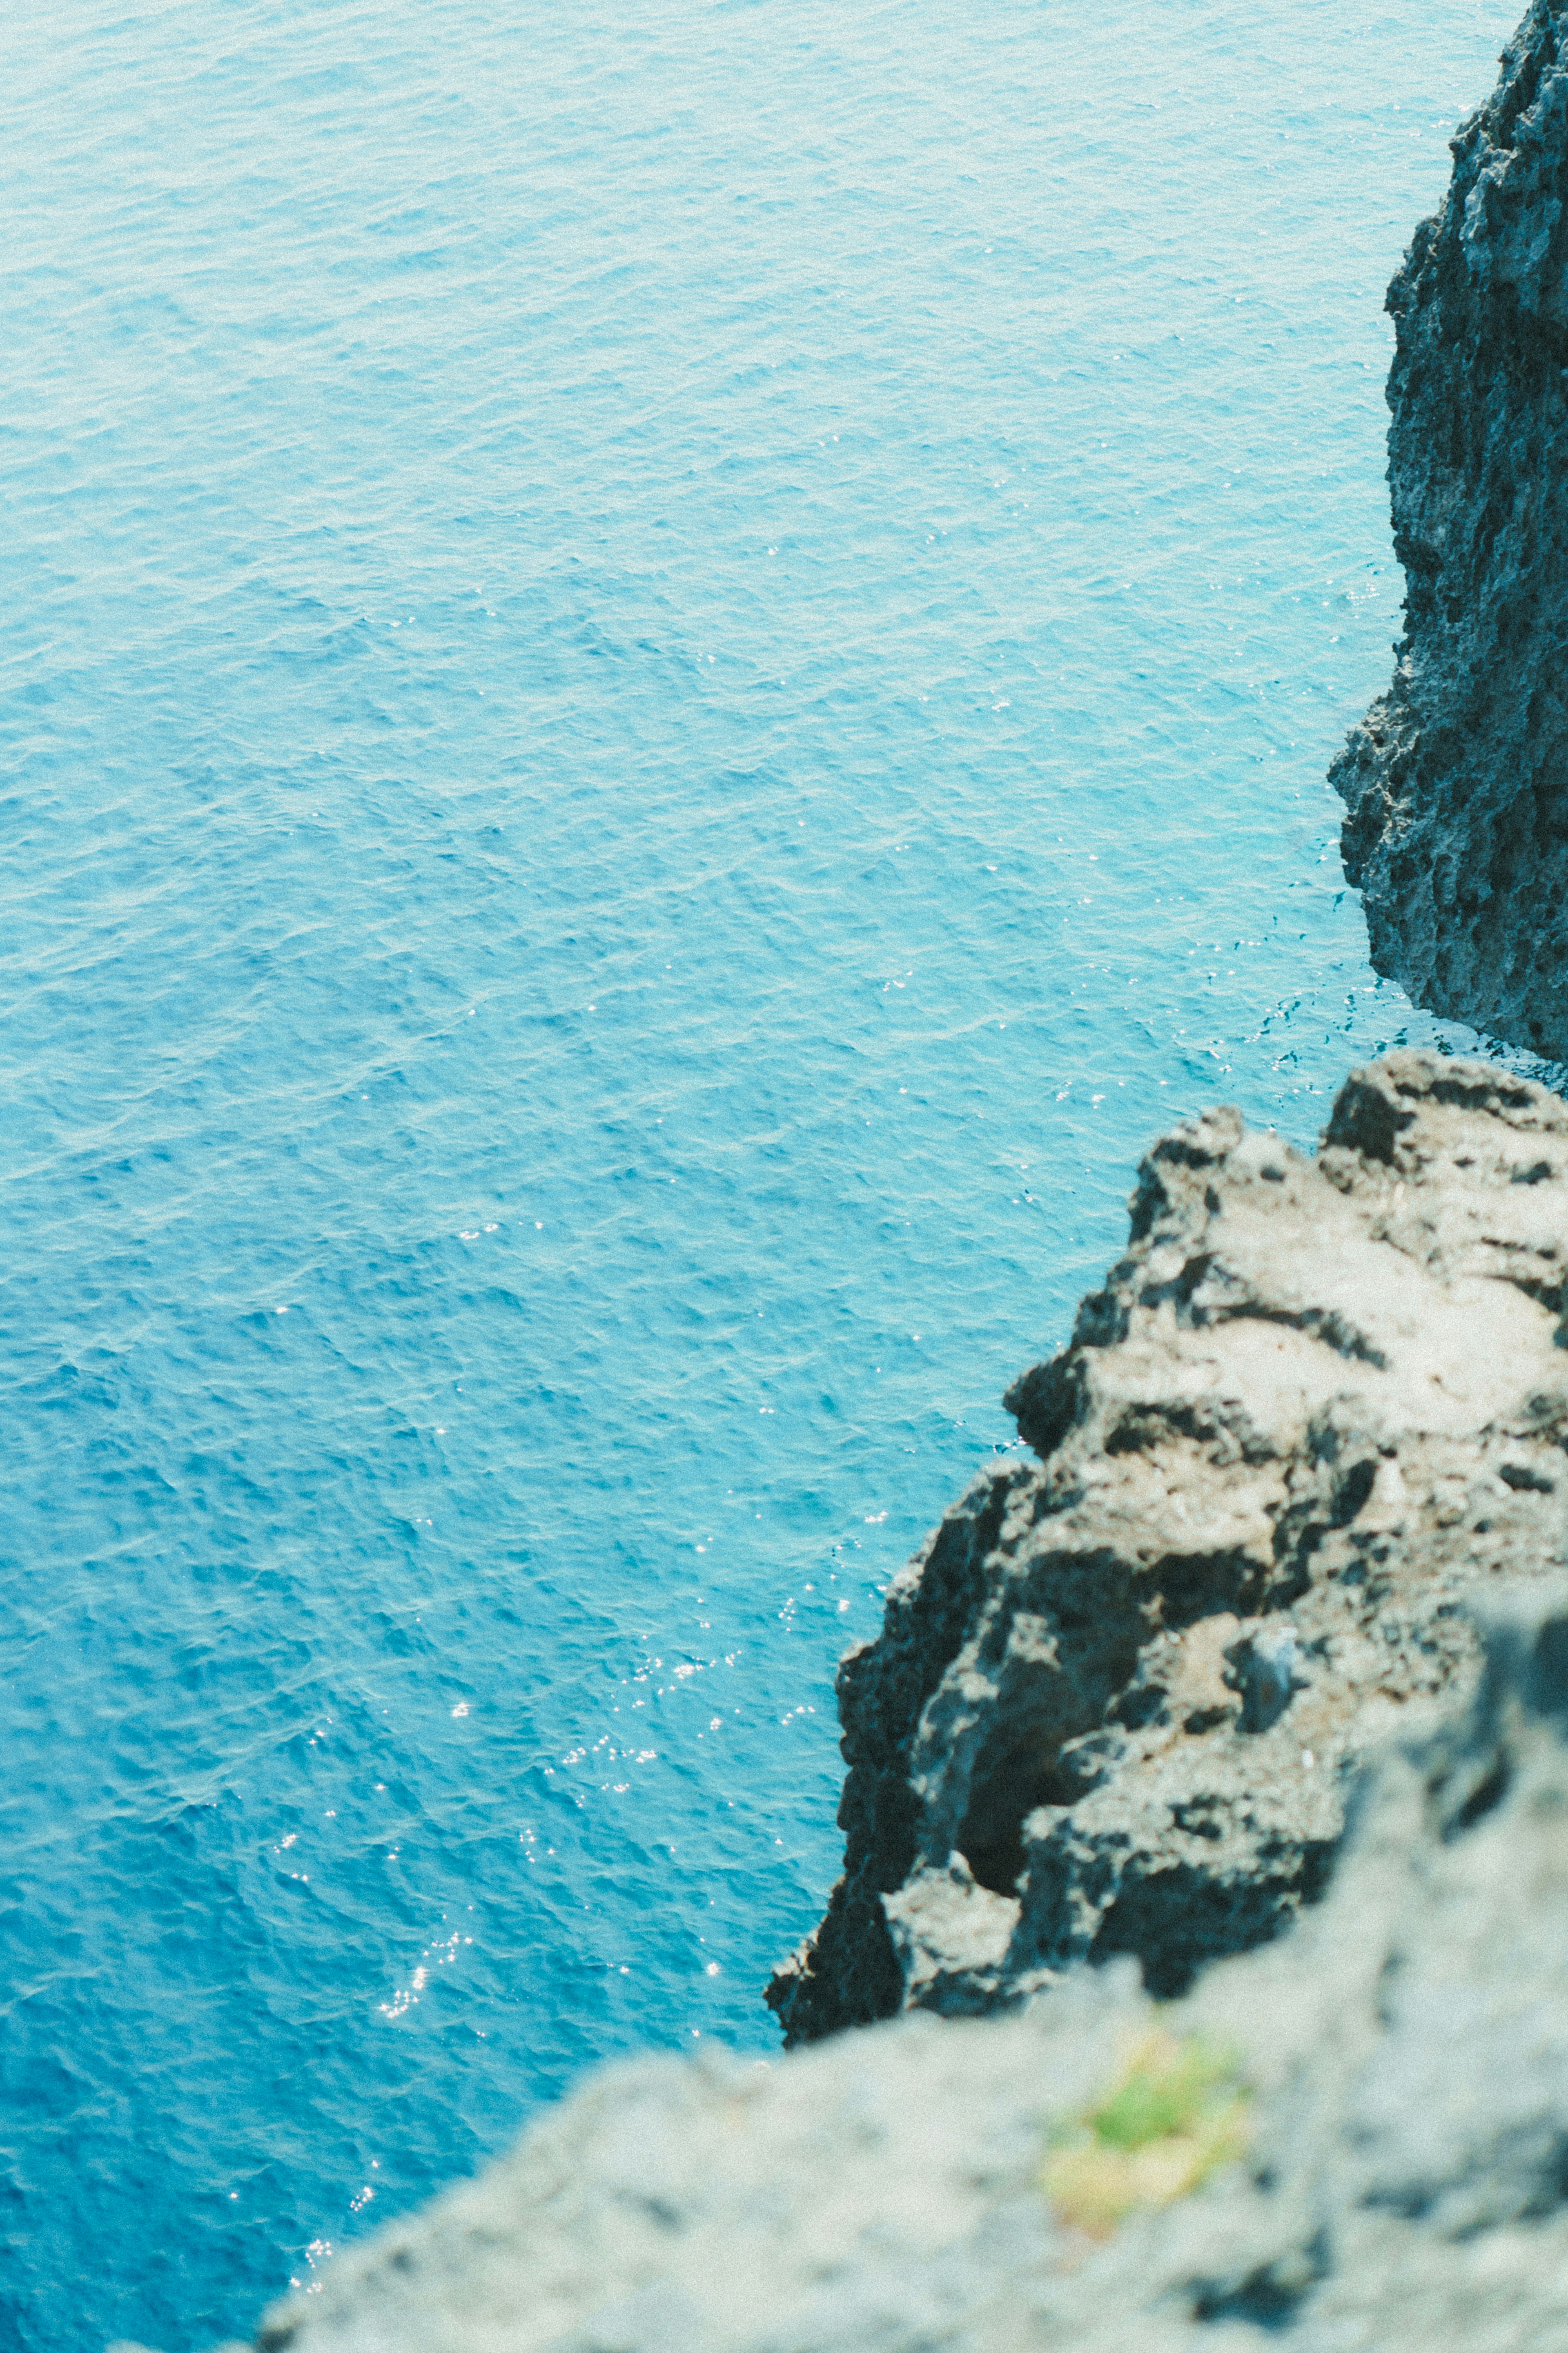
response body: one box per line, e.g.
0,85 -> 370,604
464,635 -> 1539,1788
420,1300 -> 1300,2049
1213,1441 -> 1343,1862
2,2 -> 1532,2344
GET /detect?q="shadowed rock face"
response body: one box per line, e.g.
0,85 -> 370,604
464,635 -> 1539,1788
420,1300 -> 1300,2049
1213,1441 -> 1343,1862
768,1050 -> 1568,2043
1332,0 -> 1568,1055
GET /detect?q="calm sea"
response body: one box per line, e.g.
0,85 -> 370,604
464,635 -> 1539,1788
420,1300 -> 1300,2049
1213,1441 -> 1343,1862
2,2 -> 1534,2344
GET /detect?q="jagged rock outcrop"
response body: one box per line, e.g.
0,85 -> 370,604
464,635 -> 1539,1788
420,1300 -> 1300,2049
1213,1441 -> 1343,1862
1332,0 -> 1568,1056
768,1049 -> 1568,2041
248,1577 -> 1568,2351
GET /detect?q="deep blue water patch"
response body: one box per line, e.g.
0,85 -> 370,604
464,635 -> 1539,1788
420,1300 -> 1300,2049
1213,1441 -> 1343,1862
0,2 -> 1540,2346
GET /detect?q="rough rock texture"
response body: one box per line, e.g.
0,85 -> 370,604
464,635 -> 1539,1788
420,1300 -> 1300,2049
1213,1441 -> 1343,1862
250,1577 -> 1568,2351
768,1049 -> 1568,2042
1332,0 -> 1568,1056
218,1049 -> 1568,2353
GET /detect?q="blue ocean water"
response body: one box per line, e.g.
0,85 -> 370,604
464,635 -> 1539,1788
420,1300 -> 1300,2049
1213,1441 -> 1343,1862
0,2 -> 1536,2344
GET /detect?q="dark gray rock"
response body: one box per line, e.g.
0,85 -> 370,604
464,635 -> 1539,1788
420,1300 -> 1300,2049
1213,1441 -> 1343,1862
770,1049 -> 1568,2040
1332,0 -> 1568,1056
248,1575 -> 1568,2353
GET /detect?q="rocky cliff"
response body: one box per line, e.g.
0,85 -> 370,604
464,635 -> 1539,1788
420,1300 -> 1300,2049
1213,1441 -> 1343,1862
1332,0 -> 1568,1056
251,1575 -> 1568,2353
769,1049 -> 1568,2041
233,1051 -> 1568,2353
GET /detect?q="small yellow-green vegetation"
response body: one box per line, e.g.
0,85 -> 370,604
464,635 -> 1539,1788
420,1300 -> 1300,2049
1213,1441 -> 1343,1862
1043,2030 -> 1251,2239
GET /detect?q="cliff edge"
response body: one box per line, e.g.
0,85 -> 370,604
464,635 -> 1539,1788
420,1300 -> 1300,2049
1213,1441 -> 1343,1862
1333,0 -> 1568,1056
769,1050 -> 1568,2040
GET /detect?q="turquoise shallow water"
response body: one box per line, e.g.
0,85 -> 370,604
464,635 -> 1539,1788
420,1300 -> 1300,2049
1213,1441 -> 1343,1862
1,2 -> 1541,2344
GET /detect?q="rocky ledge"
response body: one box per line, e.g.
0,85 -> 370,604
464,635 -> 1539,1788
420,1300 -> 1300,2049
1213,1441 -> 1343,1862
770,1049 -> 1568,2040
240,1050 -> 1568,2353
1332,0 -> 1568,1057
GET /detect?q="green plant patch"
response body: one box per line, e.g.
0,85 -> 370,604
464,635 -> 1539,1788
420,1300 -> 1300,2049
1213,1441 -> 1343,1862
1044,2030 -> 1250,2239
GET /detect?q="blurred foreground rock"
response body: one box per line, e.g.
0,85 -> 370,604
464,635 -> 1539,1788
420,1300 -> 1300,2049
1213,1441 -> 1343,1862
254,1575 -> 1568,2351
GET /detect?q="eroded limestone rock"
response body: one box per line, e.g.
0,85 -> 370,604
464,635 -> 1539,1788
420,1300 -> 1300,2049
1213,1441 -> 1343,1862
768,1049 -> 1568,2041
